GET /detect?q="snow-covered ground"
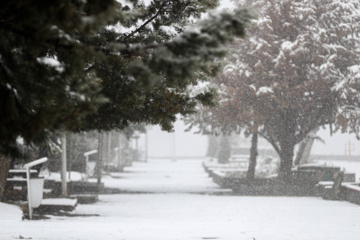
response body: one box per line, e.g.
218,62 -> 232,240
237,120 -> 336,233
1,158 -> 360,240
93,159 -> 231,194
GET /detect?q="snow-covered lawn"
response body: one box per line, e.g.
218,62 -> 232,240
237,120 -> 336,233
1,159 -> 360,240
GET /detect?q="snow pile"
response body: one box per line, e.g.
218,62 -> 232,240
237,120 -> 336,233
0,202 -> 22,221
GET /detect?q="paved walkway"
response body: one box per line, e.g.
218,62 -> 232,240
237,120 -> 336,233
99,158 -> 231,194
2,158 -> 360,240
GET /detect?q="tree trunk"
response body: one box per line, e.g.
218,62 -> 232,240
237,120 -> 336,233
0,154 -> 12,201
207,135 -> 219,158
294,139 -> 307,166
294,129 -> 318,166
218,135 -> 231,164
277,111 -> 297,182
300,137 -> 315,165
97,132 -> 104,184
66,133 -> 73,179
247,132 -> 258,180
278,141 -> 295,182
61,133 -> 68,197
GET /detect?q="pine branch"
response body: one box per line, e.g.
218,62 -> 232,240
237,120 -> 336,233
0,60 -> 30,116
84,65 -> 96,73
124,0 -> 171,40
0,22 -> 33,39
0,59 -> 14,83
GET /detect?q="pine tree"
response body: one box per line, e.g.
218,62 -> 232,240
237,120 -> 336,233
0,0 -> 113,199
0,1 -> 252,199
78,1 -> 252,133
0,0 -> 110,156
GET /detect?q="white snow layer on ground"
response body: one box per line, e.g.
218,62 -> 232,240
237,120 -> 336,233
1,159 -> 360,240
91,160 -> 231,194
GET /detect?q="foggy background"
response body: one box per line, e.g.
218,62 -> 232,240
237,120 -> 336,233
136,120 -> 360,158
133,0 -> 360,160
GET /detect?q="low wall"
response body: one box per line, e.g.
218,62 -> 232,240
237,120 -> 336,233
341,183 -> 360,205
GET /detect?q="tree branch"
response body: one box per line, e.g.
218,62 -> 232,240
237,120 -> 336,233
84,65 -> 96,73
260,132 -> 281,156
0,60 -> 30,116
124,1 -> 170,40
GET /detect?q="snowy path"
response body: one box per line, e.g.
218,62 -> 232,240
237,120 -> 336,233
96,159 -> 231,194
1,158 -> 360,240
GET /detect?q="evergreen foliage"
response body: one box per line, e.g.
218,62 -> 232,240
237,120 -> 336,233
0,0 -> 252,156
0,0 -> 112,156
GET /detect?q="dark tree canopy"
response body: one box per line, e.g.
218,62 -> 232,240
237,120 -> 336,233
0,0 -> 252,156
